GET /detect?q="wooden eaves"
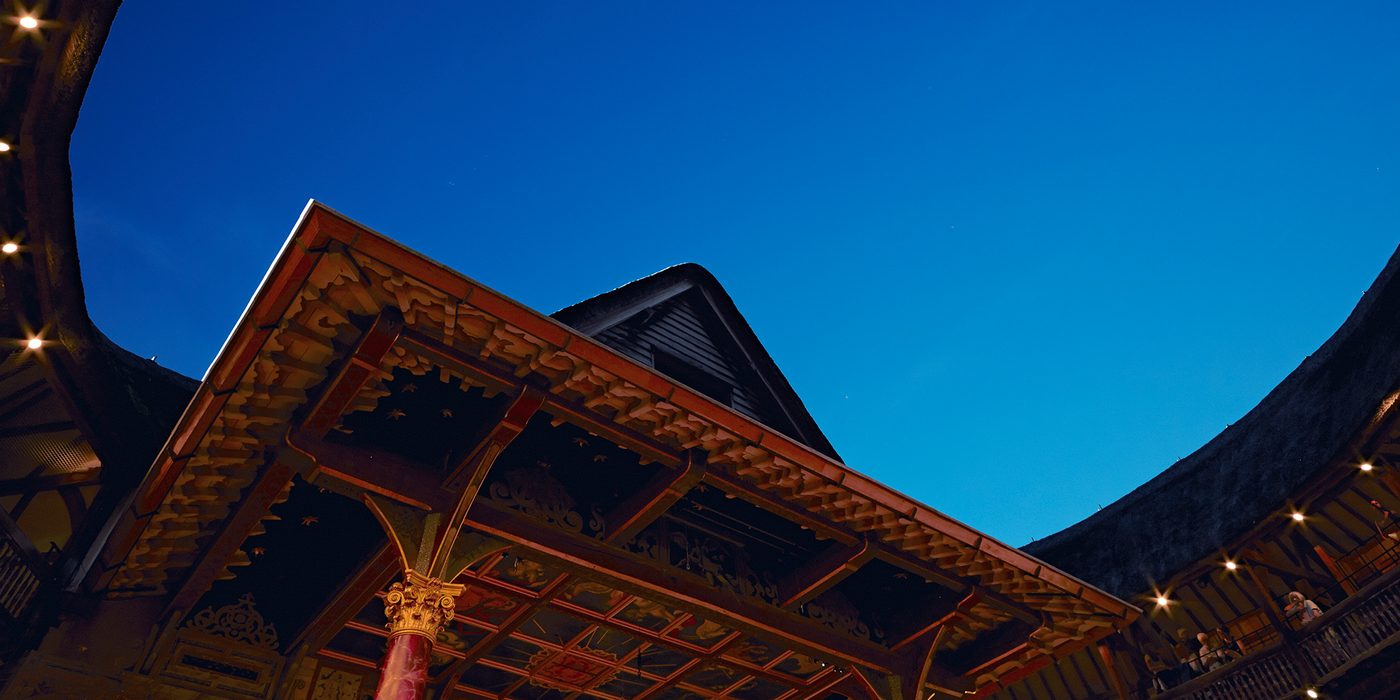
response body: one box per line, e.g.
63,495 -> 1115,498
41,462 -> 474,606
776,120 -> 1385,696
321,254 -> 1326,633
94,200 -> 1139,693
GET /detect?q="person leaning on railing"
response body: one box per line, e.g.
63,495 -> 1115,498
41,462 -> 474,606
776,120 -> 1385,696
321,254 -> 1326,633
1172,627 -> 1202,677
1284,591 -> 1323,626
1196,630 -> 1241,671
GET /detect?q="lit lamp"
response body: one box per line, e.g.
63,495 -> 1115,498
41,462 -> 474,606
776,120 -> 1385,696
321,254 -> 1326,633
1291,511 -> 1305,522
2,242 -> 17,254
1360,462 -> 1374,472
1224,560 -> 1238,571
17,16 -> 37,29
25,337 -> 42,350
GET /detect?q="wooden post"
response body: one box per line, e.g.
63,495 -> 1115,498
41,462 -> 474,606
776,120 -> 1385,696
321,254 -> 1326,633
1096,641 -> 1130,700
1242,561 -> 1295,641
1313,544 -> 1355,595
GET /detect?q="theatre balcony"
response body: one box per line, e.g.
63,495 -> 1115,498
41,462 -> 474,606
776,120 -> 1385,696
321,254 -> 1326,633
980,245 -> 1400,700
1154,524 -> 1400,700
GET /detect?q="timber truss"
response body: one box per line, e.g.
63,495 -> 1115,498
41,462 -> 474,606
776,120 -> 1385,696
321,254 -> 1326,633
94,202 -> 1136,698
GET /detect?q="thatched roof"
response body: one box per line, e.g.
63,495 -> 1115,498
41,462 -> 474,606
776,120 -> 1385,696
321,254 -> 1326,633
1024,245 -> 1400,599
0,0 -> 195,486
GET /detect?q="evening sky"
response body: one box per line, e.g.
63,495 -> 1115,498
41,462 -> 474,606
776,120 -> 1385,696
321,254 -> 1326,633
71,1 -> 1400,546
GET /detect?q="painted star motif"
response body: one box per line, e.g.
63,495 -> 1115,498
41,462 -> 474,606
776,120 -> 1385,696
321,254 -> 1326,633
387,408 -> 406,420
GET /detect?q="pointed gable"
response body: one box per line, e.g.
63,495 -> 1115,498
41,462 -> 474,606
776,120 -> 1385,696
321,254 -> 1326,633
553,263 -> 841,461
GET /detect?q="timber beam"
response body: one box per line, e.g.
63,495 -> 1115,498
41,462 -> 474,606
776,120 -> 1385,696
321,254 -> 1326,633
398,330 -> 684,468
0,420 -> 77,439
436,573 -> 572,690
304,386 -> 546,511
701,469 -> 858,546
441,387 -> 545,493
888,586 -> 1039,653
465,502 -> 901,673
163,308 -> 404,617
0,470 -> 101,496
1241,549 -> 1335,588
778,537 -> 875,608
603,450 -> 706,544
300,308 -> 405,436
164,460 -> 296,614
299,433 -> 442,510
888,590 -> 975,653
899,625 -> 967,698
293,544 -> 400,652
946,619 -> 1042,678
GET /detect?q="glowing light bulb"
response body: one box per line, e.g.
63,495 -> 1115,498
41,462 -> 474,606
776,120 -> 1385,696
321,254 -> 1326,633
18,16 -> 37,29
1306,689 -> 1319,699
0,141 -> 10,152
1361,462 -> 1374,472
26,337 -> 42,350
2,242 -> 16,254
1225,560 -> 1238,571
1155,595 -> 1169,607
1292,512 -> 1306,522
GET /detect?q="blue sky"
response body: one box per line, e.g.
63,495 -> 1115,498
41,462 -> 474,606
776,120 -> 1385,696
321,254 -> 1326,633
71,1 -> 1399,546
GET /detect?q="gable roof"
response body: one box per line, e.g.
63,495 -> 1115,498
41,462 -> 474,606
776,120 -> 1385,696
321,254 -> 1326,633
553,263 -> 842,461
1025,245 -> 1400,600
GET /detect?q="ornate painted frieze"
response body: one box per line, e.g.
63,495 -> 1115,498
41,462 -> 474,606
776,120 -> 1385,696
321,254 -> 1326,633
626,521 -> 779,605
184,593 -> 279,650
484,462 -> 606,538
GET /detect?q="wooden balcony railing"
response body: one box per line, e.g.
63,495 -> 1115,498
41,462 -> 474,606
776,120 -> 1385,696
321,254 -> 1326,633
1157,561 -> 1400,699
0,509 -> 46,635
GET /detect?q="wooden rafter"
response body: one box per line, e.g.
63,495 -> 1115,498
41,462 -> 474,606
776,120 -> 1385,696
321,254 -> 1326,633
0,420 -> 77,438
604,450 -> 705,544
777,537 -> 875,608
439,444 -> 709,691
0,470 -> 101,496
467,502 -> 900,673
163,309 -> 404,616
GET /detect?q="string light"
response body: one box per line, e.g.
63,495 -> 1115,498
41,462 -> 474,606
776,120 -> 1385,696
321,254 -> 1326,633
2,242 -> 16,254
1360,462 -> 1374,472
26,337 -> 42,350
1224,560 -> 1238,571
1292,512 -> 1306,522
1305,689 -> 1319,699
0,141 -> 10,152
1154,595 -> 1170,608
17,16 -> 37,29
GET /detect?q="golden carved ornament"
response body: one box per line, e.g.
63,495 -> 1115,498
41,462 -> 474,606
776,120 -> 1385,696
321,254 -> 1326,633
184,593 -> 279,649
384,569 -> 465,639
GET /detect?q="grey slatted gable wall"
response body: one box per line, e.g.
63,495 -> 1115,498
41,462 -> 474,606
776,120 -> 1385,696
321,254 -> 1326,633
591,288 -> 799,438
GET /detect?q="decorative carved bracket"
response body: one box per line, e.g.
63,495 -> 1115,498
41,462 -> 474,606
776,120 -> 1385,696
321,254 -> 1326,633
363,494 -> 508,585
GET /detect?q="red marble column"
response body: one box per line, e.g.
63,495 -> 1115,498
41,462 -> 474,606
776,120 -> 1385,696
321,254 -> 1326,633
374,570 -> 462,700
374,632 -> 434,700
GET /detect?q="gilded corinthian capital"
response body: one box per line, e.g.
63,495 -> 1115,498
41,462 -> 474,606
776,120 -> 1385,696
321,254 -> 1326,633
384,569 -> 465,638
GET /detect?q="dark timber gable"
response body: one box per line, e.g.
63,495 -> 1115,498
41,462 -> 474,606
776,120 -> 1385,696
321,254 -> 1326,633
553,263 -> 842,461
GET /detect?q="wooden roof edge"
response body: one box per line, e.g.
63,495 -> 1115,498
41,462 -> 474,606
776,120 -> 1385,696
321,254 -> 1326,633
301,203 -> 1139,617
109,201 -> 1136,617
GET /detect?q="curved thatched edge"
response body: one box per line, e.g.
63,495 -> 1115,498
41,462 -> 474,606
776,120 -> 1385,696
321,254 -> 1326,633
1025,245 -> 1400,599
